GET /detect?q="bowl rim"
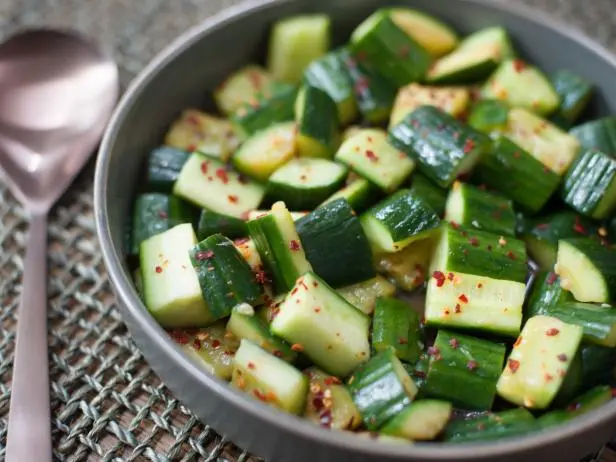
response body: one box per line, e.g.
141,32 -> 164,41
94,0 -> 616,459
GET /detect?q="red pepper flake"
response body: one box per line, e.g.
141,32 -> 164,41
354,77 -> 369,93
312,281 -> 319,288
513,336 -> 523,348
458,294 -> 469,303
211,339 -> 221,348
192,338 -> 202,349
469,237 -> 480,247
158,210 -> 168,219
450,221 -> 460,229
253,389 -> 268,401
324,376 -> 341,386
398,338 -> 408,345
255,269 -> 269,285
273,350 -> 283,358
200,160 -> 209,174
544,373 -> 554,382
477,283 -> 483,289
432,271 -> 446,287
365,149 -> 379,162
463,138 -> 475,154
449,337 -> 459,349
291,343 -> 304,352
557,353 -> 568,362
227,195 -> 239,204
547,272 -> 558,285
413,370 -> 426,379
513,59 -> 527,73
444,309 -> 450,315
312,391 -> 325,411
367,136 -> 373,143
573,216 -> 587,235
289,240 -> 301,251
186,144 -> 197,152
508,359 -> 520,373
299,280 -> 309,291
314,307 -> 321,313
447,272 -> 454,281
247,361 -> 256,370
513,151 -> 521,159
170,330 -> 190,345
155,266 -> 163,274
195,250 -> 214,261
546,328 -> 560,336
454,304 -> 461,313
299,174 -> 307,181
237,173 -> 249,184
466,360 -> 478,371
291,287 -> 299,296
506,251 -> 517,260
319,409 -> 333,428
427,346 -> 441,357
215,168 -> 229,184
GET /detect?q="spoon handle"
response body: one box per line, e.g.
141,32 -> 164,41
6,212 -> 52,462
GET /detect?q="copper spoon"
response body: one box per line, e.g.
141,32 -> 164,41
0,29 -> 118,461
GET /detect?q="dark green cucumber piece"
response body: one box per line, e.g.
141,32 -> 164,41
445,182 -> 516,236
170,322 -> 239,380
337,276 -> 397,316
409,173 -> 447,217
230,82 -> 297,138
423,330 -> 506,410
481,59 -> 560,116
444,408 -> 536,443
581,345 -> 616,390
552,350 -> 583,407
550,70 -> 593,124
348,348 -> 418,430
140,224 -> 211,327
197,208 -> 247,241
321,177 -> 379,213
555,238 -> 616,303
335,128 -> 415,193
131,193 -> 195,255
189,234 -> 263,321
522,211 -> 600,271
247,201 -> 313,294
145,146 -> 190,193
227,304 -> 296,363
375,237 -> 435,292
267,158 -> 347,210
304,49 -> 358,125
546,301 -> 616,347
295,198 -> 375,288
467,99 -> 510,135
407,353 -> 430,393
387,8 -> 458,57
427,27 -> 515,84
304,367 -> 362,430
497,315 -> 583,409
232,339 -> 309,414
271,271 -> 371,377
360,189 -> 441,253
389,105 -> 491,188
214,65 -> 275,116
472,135 -> 561,213
570,116 -> 616,155
381,399 -> 452,441
350,10 -> 430,87
343,51 -> 397,124
525,271 -> 573,319
372,297 -> 422,363
268,15 -> 330,84
561,149 -> 616,219
541,385 -> 613,428
295,84 -> 339,158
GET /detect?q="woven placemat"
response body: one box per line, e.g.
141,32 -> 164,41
0,0 -> 615,460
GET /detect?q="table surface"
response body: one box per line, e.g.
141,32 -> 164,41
1,0 -> 616,460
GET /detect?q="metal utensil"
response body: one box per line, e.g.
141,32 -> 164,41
0,29 -> 118,461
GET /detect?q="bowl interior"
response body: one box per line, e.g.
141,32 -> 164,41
96,0 -> 616,460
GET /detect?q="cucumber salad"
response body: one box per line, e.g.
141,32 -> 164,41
129,8 -> 616,444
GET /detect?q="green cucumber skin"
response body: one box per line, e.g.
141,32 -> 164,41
525,271 -> 573,319
567,385 -> 613,415
131,193 -> 195,255
388,106 -> 491,188
348,349 -> 415,430
409,173 -> 447,217
444,408 -> 536,443
472,135 -> 560,213
197,209 -> 248,241
561,238 -> 616,301
562,149 -> 616,219
296,84 -> 339,156
423,330 -> 506,410
364,189 -> 441,245
581,345 -> 616,390
304,49 -> 358,125
350,12 -> 431,87
547,302 -> 616,347
448,183 -> 516,236
570,116 -> 616,155
552,351 -> 583,407
323,178 -> 381,214
295,198 -> 375,288
467,99 -> 510,135
550,70 -> 593,124
189,234 -> 263,320
372,297 -> 421,363
343,51 -> 397,123
429,59 -> 499,86
146,146 -> 190,193
440,225 -> 528,283
231,83 -> 297,138
406,354 -> 430,394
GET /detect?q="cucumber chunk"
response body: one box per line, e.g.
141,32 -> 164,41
246,210 -> 308,222
550,70 -> 593,125
547,301 -> 616,347
372,297 -> 422,363
271,272 -> 371,377
409,173 -> 447,217
197,208 -> 247,241
336,276 -> 397,315
497,315 -> 583,409
232,340 -> 308,415
482,59 -> 560,116
173,154 -> 265,219
375,237 -> 435,292
444,408 -> 536,443
145,146 -> 190,193
321,177 -> 379,213
268,15 -> 331,84
214,65 -> 275,116
335,128 -> 415,193
140,224 -> 210,327
581,345 -> 616,390
555,238 -> 616,303
348,348 -> 418,430
295,84 -> 340,158
360,189 -> 441,253
467,99 -> 510,136
267,158 -> 347,210
387,8 -> 458,57
381,400 -> 452,441
570,115 -> 616,155
525,271 -> 573,319
232,122 -> 297,182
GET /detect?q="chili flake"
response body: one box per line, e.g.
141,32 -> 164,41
513,336 -> 523,348
215,168 -> 229,184
427,346 -> 440,357
155,266 -> 163,274
195,250 -> 214,261
228,195 -> 239,204
273,350 -> 283,358
158,210 -> 168,219
324,376 -> 341,386
447,272 -> 455,281
512,59 -> 527,72
253,389 -> 267,401
469,237 -> 480,247
432,271 -> 446,287
247,361 -> 256,370
463,138 -> 475,154
398,338 -> 408,345
289,240 -> 301,251
170,330 -> 190,345
477,283 -> 483,289
506,251 -> 517,260
200,161 -> 209,174
573,216 -> 587,234
454,304 -> 461,313
211,339 -> 221,348
291,343 -> 304,352
365,149 -> 379,162
546,328 -> 560,336
458,294 -> 469,303
466,360 -> 478,371
508,359 -> 520,373
547,272 -> 558,285
237,173 -> 249,184
449,337 -> 459,349
557,353 -> 568,362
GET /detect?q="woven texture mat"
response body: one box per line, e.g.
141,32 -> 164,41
1,0 -> 616,460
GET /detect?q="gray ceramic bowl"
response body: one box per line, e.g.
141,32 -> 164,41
94,1 -> 616,460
